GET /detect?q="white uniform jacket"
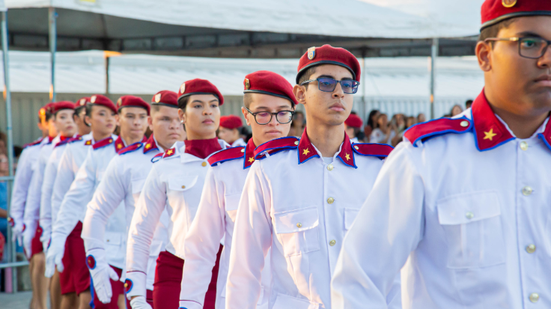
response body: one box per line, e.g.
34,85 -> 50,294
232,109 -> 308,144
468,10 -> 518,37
226,132 -> 397,309
126,139 -> 227,298
52,135 -> 127,269
331,90 -> 551,309
179,138 -> 270,309
9,137 -> 49,233
82,135 -> 169,292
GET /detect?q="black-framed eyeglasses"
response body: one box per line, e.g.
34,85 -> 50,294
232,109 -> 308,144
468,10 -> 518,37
300,77 -> 360,94
245,107 -> 295,125
485,37 -> 551,59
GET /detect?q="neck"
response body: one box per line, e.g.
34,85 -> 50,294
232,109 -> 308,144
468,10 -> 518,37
252,136 -> 265,147
92,131 -> 111,142
120,133 -> 143,146
78,126 -> 91,136
490,104 -> 548,139
186,131 -> 216,141
305,122 -> 345,157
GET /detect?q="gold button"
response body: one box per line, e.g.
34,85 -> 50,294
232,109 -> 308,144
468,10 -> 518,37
181,185 -> 186,189
201,162 -> 207,167
460,121 -> 469,127
529,293 -> 539,303
327,197 -> 334,204
106,239 -> 110,242
526,244 -> 536,254
327,164 -> 334,171
294,141 -> 299,145
241,148 -> 245,153
296,223 -> 302,228
520,141 -> 528,151
465,212 -> 474,220
329,240 -> 336,246
522,186 -> 533,196
354,146 -> 359,150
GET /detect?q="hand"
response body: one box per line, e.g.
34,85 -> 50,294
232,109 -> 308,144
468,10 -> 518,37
10,219 -> 23,244
87,248 -> 118,304
22,224 -> 34,259
45,236 -> 66,278
130,296 -> 152,309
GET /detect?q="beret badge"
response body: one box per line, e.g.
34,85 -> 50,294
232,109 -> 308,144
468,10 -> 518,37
502,0 -> 517,8
307,47 -> 316,60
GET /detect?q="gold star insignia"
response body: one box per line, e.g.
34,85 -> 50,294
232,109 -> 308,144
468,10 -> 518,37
117,144 -> 122,149
483,128 -> 497,141
166,149 -> 173,155
248,157 -> 254,163
345,153 -> 351,161
145,144 -> 151,149
302,148 -> 310,156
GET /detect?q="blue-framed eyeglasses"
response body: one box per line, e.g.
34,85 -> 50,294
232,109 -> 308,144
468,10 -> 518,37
300,77 -> 359,94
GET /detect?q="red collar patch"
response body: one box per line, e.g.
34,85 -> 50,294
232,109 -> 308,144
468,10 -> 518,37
298,129 -> 356,168
143,135 -> 159,154
92,136 -> 115,150
114,136 -> 126,153
243,138 -> 257,169
471,90 -> 514,151
119,142 -> 143,155
207,146 -> 245,167
352,143 -> 393,159
84,140 -> 92,146
335,133 -> 357,168
163,147 -> 176,158
253,136 -> 299,160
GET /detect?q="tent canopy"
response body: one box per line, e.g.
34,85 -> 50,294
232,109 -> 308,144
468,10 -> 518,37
6,0 -> 478,58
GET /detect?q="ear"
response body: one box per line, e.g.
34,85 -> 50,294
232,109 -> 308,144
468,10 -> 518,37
115,114 -> 120,126
241,106 -> 252,126
293,84 -> 307,106
178,108 -> 185,124
147,116 -> 153,131
476,41 -> 492,72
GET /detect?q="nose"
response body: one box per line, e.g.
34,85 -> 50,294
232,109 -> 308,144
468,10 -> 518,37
537,43 -> 551,69
332,82 -> 345,99
203,105 -> 214,115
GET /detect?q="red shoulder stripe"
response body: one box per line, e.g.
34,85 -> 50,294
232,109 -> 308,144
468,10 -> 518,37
208,146 -> 245,166
24,138 -> 44,148
352,143 -> 393,159
118,142 -> 143,155
253,137 -> 299,160
68,136 -> 83,143
404,117 -> 472,146
92,137 -> 115,150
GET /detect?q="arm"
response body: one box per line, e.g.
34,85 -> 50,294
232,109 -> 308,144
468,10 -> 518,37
22,153 -> 47,254
179,168 -> 225,309
51,145 -> 79,227
226,163 -> 273,308
331,144 -> 425,308
39,151 -> 61,246
9,148 -> 32,238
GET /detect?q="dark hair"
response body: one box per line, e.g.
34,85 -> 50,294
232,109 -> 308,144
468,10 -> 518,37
465,99 -> 473,108
38,110 -> 54,122
479,18 -> 518,42
297,67 -> 317,88
177,97 -> 190,110
367,110 -> 380,129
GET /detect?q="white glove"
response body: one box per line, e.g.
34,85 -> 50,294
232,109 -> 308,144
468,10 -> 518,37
45,235 -> 66,278
9,218 -> 23,245
87,248 -> 119,304
130,296 -> 152,309
22,223 -> 35,259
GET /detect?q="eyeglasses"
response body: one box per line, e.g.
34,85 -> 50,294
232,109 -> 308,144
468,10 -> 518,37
245,107 -> 295,125
485,37 -> 551,59
300,77 -> 360,94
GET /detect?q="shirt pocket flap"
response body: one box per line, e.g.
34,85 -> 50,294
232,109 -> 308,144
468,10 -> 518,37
274,207 -> 319,234
167,176 -> 198,191
344,208 -> 360,230
104,231 -> 122,245
131,178 -> 146,194
437,191 -> 501,225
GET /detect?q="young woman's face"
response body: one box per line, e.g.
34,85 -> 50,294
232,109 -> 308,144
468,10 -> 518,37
54,109 -> 77,136
178,94 -> 221,140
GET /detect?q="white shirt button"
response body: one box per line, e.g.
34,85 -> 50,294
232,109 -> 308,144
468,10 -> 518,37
327,197 -> 335,204
327,164 -> 334,171
329,240 -> 336,246
522,186 -> 533,196
526,244 -> 536,254
529,293 -> 539,303
520,141 -> 528,151
465,212 -> 474,220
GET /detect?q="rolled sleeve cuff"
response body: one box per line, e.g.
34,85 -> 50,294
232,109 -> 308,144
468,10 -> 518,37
125,271 -> 147,299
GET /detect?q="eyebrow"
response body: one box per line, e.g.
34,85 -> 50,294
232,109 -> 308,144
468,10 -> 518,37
191,99 -> 219,104
252,105 -> 293,111
515,31 -> 545,39
317,74 -> 353,81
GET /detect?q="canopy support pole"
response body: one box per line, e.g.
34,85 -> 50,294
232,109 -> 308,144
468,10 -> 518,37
49,7 -> 57,101
105,56 -> 110,95
430,37 -> 439,120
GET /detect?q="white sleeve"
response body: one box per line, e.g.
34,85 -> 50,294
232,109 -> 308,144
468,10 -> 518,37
179,167 -> 225,308
51,145 -> 79,226
226,162 -> 272,308
39,152 -> 60,240
23,152 -> 47,232
126,166 -> 166,298
53,150 -> 96,240
10,148 -> 33,225
331,144 -> 425,309
82,156 -> 128,251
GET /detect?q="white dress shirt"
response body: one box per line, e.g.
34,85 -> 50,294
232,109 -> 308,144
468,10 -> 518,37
331,91 -> 551,309
231,138 -> 247,147
226,132 -> 398,309
126,139 -> 227,299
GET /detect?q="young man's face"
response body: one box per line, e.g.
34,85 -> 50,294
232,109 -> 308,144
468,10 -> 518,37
54,109 -> 76,137
218,127 -> 240,145
479,16 -> 551,115
242,93 -> 293,146
87,105 -> 117,137
47,117 -> 58,137
178,94 -> 220,140
295,64 -> 355,127
150,106 -> 184,150
118,107 -> 149,141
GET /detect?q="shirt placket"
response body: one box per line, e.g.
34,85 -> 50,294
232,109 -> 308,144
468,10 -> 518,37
322,157 -> 342,276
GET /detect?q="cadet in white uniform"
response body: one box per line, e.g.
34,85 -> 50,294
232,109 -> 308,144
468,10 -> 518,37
81,91 -> 184,308
218,115 -> 246,147
226,45 -> 397,309
331,2 -> 551,308
178,71 -> 296,309
126,79 -> 226,309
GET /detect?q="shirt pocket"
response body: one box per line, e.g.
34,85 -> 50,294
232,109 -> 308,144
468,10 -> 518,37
104,231 -> 122,246
437,191 -> 505,269
344,208 -> 360,231
166,176 -> 198,204
273,207 -> 320,256
224,193 -> 241,223
131,178 -> 146,195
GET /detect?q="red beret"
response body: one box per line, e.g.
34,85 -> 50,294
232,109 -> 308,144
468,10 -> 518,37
220,115 -> 243,130
75,97 -> 91,109
52,101 -> 75,114
90,95 -> 117,114
117,95 -> 150,115
481,0 -> 551,30
177,78 -> 224,106
151,90 -> 178,108
297,44 -> 361,84
244,70 -> 298,106
39,103 -> 55,117
345,114 -> 363,128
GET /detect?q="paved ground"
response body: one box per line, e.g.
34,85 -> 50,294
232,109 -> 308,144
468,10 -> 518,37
0,291 -> 34,309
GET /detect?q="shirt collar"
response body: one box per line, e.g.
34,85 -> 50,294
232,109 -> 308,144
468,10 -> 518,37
243,138 -> 256,169
114,136 -> 126,153
143,135 -> 159,154
298,128 -> 357,168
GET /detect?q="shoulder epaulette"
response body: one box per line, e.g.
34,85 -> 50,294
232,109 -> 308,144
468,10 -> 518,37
55,139 -> 69,148
68,136 -> 83,144
208,146 -> 245,167
118,142 -> 143,155
92,137 -> 115,150
253,136 -> 299,160
404,117 -> 472,146
24,138 -> 44,148
151,152 -> 164,163
352,143 -> 393,159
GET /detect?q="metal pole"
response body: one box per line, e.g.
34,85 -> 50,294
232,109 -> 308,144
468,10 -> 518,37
49,7 -> 57,101
105,56 -> 110,95
2,9 -> 18,293
430,37 -> 439,120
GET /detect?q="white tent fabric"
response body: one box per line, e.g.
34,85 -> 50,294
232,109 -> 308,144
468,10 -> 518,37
6,0 -> 471,39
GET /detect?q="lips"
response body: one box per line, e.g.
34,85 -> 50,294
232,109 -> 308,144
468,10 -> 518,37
202,119 -> 214,124
329,102 -> 345,111
535,75 -> 551,87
